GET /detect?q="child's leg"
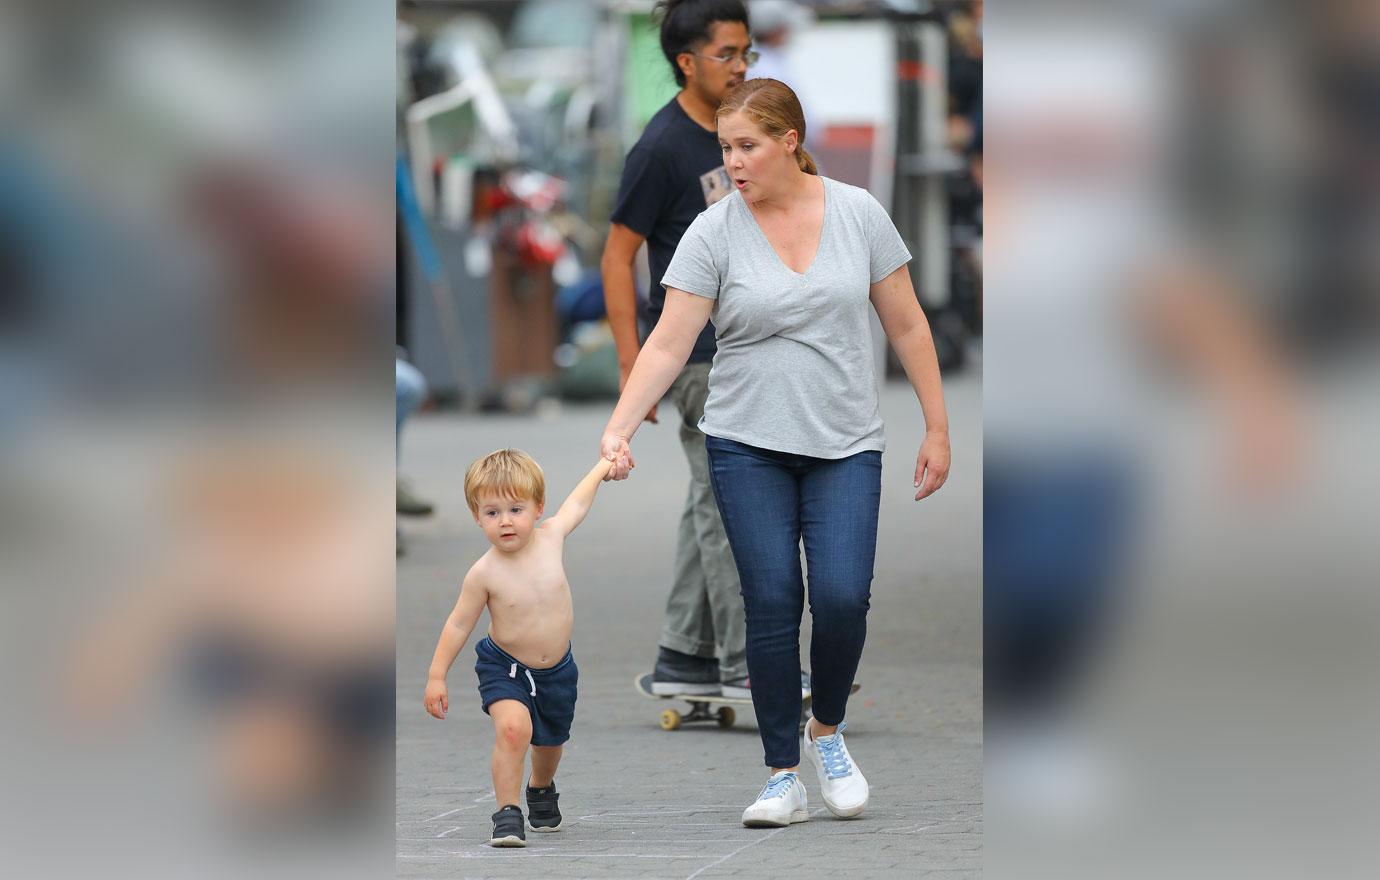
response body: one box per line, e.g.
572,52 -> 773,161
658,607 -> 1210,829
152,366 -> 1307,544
489,700 -> 532,808
529,745 -> 563,788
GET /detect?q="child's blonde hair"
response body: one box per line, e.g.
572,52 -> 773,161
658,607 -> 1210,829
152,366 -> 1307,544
464,448 -> 546,514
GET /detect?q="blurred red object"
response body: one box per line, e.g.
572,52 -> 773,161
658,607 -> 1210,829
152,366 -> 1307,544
514,220 -> 565,267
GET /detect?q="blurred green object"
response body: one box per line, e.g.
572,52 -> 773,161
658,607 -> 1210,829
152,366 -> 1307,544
623,12 -> 680,145
556,340 -> 621,400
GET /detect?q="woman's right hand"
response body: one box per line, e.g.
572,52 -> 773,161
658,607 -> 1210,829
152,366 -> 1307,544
601,431 -> 635,481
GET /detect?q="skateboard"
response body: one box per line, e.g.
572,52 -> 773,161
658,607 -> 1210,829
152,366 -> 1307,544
634,673 -> 860,732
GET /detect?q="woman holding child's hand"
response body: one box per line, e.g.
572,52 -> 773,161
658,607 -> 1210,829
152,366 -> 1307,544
599,432 -> 634,481
600,79 -> 949,828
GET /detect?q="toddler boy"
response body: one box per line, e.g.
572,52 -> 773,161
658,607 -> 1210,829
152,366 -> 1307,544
424,449 -> 613,846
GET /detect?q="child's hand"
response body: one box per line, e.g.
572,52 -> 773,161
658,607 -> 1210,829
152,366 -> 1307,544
424,679 -> 449,719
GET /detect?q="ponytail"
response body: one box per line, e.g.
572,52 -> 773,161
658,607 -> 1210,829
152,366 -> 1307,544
796,144 -> 818,175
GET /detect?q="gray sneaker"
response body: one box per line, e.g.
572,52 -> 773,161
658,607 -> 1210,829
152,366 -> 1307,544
651,647 -> 720,696
719,676 -> 752,700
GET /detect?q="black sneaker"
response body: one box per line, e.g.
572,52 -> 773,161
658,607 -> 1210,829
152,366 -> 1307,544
488,805 -> 526,847
651,647 -> 721,695
526,781 -> 563,832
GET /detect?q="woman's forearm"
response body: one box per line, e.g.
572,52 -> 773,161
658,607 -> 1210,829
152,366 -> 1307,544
890,317 -> 949,435
605,327 -> 691,440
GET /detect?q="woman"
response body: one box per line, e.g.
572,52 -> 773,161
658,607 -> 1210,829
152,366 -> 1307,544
601,78 -> 950,827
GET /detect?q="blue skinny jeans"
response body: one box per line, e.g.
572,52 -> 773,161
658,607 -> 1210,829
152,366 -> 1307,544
705,435 -> 881,768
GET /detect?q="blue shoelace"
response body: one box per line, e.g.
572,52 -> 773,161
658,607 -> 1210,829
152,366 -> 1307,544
759,772 -> 798,801
814,722 -> 853,780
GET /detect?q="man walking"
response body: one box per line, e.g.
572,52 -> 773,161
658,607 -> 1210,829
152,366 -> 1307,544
601,0 -> 761,698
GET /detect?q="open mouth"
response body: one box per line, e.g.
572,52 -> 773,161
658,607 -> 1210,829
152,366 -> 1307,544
734,178 -> 748,189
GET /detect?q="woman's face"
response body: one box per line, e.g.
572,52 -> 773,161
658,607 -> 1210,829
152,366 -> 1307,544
718,110 -> 797,201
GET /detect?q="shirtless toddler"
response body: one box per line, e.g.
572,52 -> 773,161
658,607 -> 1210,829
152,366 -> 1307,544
423,449 -> 614,847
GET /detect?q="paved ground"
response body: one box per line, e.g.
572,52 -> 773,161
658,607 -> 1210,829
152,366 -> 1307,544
396,371 -> 982,878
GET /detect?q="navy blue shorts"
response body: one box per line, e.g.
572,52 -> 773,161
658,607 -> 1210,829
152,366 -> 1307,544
474,637 -> 578,747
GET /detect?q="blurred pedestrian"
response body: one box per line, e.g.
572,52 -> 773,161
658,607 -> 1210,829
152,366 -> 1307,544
395,355 -> 434,519
748,1 -> 816,140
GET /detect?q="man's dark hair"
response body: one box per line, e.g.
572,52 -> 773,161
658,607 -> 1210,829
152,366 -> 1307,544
654,0 -> 750,87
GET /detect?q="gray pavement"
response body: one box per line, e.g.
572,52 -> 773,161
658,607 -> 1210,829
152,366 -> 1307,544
396,372 -> 982,878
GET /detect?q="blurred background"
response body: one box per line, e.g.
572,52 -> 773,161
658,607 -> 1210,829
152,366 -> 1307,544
1,2 -> 396,879
394,0 -> 981,416
984,2 -> 1380,879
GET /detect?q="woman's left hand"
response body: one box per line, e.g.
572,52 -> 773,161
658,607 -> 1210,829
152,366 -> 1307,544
914,431 -> 951,501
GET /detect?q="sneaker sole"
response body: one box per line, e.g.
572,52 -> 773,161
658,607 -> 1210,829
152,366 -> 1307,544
527,820 -> 563,832
487,835 -> 526,847
650,682 -> 720,696
820,796 -> 867,818
742,810 -> 810,828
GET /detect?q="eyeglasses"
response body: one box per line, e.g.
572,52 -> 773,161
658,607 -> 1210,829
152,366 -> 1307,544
691,49 -> 761,68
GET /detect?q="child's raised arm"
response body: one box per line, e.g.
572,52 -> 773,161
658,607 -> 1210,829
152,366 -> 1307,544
424,568 -> 488,719
544,458 -> 616,538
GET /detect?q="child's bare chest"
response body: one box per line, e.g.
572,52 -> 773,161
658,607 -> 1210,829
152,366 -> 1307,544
487,552 -> 569,610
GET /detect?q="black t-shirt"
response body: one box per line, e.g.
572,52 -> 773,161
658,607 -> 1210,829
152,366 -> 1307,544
610,97 -> 731,363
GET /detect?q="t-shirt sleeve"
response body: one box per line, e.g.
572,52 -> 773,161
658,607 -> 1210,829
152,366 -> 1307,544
609,145 -> 670,237
660,211 -> 721,300
865,192 -> 912,283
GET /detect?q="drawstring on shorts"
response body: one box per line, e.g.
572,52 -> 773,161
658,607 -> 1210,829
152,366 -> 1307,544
508,661 -> 537,696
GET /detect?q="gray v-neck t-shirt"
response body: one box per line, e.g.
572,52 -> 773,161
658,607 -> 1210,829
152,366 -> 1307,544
661,176 -> 911,459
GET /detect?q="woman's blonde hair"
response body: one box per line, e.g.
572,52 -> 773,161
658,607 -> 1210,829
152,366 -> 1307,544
464,448 -> 545,514
716,78 -> 817,175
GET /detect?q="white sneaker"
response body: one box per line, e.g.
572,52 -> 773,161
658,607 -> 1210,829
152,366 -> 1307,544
804,720 -> 868,817
741,770 -> 810,828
